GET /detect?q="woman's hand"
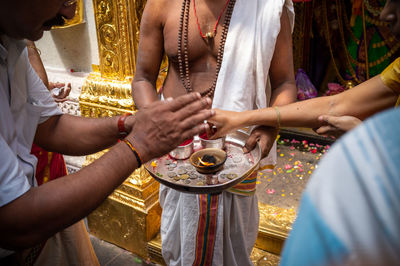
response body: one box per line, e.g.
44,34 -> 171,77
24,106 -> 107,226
50,82 -> 71,102
315,115 -> 362,138
207,109 -> 242,139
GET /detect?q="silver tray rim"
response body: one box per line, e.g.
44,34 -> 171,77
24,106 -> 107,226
144,130 -> 261,194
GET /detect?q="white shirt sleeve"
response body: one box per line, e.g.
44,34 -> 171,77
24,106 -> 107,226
24,49 -> 63,124
0,135 -> 31,207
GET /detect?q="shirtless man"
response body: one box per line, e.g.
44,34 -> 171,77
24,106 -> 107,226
132,0 -> 296,264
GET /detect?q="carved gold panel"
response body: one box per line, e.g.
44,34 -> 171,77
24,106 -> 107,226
91,0 -> 146,80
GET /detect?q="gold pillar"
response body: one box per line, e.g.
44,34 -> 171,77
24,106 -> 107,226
81,0 -> 161,258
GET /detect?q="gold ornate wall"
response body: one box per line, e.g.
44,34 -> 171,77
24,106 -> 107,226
81,0 -> 162,259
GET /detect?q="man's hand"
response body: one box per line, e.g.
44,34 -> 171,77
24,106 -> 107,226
244,126 -> 278,158
315,115 -> 362,138
125,93 -> 214,162
50,82 -> 71,102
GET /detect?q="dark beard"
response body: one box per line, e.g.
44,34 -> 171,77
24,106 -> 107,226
43,14 -> 65,28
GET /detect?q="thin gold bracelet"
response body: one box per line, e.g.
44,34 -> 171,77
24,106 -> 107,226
274,106 -> 281,129
26,45 -> 41,56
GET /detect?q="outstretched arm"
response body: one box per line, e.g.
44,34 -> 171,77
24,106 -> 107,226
0,93 -> 213,249
34,114 -> 125,155
132,0 -> 165,109
243,7 -> 297,156
210,74 -> 399,138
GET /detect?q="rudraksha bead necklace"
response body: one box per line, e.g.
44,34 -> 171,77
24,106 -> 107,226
177,0 -> 236,98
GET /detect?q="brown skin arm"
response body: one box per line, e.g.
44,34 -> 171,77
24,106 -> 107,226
243,8 -> 297,157
34,114 -> 122,156
209,75 -> 399,138
0,141 -> 139,249
27,40 -> 71,101
0,93 -> 213,249
132,0 -> 165,109
26,40 -> 49,89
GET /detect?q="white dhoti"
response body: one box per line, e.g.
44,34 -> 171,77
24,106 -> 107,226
160,174 -> 259,266
160,0 -> 294,264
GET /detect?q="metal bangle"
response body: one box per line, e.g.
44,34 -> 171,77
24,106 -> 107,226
274,106 -> 281,129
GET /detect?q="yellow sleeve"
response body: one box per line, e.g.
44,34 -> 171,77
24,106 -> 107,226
380,57 -> 400,92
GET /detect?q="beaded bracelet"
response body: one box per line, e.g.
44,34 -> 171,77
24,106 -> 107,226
123,139 -> 143,168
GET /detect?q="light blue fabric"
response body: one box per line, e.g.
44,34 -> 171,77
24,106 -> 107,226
280,194 -> 347,266
281,108 -> 400,265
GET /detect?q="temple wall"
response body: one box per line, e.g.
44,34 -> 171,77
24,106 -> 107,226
35,2 -> 100,170
36,0 -> 99,73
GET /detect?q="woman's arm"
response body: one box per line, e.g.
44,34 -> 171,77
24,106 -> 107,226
209,75 -> 399,138
243,7 -> 297,155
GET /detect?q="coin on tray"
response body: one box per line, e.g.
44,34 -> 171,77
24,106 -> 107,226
167,172 -> 177,178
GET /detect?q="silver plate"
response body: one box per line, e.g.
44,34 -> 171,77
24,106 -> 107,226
144,130 -> 261,194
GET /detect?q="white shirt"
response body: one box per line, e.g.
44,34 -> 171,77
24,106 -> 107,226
0,36 -> 62,208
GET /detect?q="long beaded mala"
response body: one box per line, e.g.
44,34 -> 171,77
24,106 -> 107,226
177,0 -> 236,98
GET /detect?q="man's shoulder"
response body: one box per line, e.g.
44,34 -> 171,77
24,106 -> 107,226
145,0 -> 173,12
143,0 -> 174,24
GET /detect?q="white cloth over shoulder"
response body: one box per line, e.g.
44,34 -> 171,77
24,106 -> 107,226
212,0 -> 294,167
160,1 -> 294,266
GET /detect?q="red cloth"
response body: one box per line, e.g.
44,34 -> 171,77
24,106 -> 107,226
31,143 -> 67,186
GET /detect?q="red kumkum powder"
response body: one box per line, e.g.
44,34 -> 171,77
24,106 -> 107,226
179,138 -> 193,146
199,132 -> 209,140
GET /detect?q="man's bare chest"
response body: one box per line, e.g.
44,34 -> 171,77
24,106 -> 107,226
162,6 -> 227,65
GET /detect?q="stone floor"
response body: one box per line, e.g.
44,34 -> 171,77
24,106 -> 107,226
90,235 -> 161,266
256,129 -> 332,211
90,233 -> 281,266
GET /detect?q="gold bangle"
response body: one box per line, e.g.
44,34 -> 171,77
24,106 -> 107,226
27,45 -> 41,56
123,139 -> 143,167
274,106 -> 281,129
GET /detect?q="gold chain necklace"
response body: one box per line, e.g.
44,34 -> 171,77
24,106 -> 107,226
177,0 -> 236,97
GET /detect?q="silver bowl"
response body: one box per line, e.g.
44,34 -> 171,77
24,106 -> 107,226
200,136 -> 226,150
169,141 -> 194,160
